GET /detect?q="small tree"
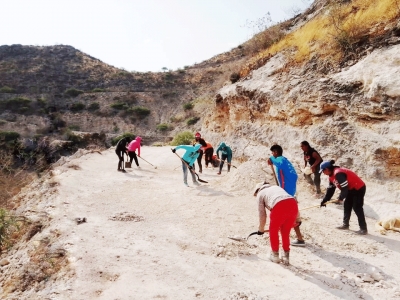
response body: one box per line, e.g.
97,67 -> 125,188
65,88 -> 84,97
170,131 -> 194,146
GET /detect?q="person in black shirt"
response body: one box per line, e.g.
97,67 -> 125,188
115,137 -> 131,172
300,141 -> 323,196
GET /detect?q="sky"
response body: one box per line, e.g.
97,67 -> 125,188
1,0 -> 312,72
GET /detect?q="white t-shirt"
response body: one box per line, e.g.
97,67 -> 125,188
257,185 -> 293,212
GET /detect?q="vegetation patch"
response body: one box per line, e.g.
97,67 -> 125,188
70,102 -> 86,112
0,86 -> 16,93
126,106 -> 151,118
0,131 -> 20,142
110,102 -> 129,110
156,123 -> 170,132
87,102 -> 100,111
91,88 -> 105,93
170,131 -> 194,146
65,88 -> 84,97
0,97 -> 31,113
183,102 -> 194,110
186,116 -> 200,126
111,133 -> 135,146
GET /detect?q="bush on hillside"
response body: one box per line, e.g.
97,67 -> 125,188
126,106 -> 151,118
65,88 -> 84,97
91,88 -> 105,93
170,131 -> 194,146
70,102 -> 86,112
156,123 -> 170,132
0,208 -> 20,250
0,86 -> 16,93
87,102 -> 100,111
183,102 -> 194,110
186,117 -> 200,126
0,97 -> 31,111
0,131 -> 20,142
111,133 -> 135,146
110,102 -> 128,110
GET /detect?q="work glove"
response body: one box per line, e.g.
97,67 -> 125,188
171,148 -> 176,153
320,199 -> 327,207
257,231 -> 264,235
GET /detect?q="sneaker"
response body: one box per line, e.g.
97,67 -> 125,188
314,193 -> 323,198
355,229 -> 368,235
184,182 -> 189,187
193,181 -> 200,186
269,251 -> 280,263
282,251 -> 290,265
217,172 -> 221,175
121,169 -> 127,173
336,224 -> 349,230
290,239 -> 305,247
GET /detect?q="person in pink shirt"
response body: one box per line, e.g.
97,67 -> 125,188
127,136 -> 142,167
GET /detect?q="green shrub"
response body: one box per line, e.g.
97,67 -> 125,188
0,119 -> 6,125
183,102 -> 194,110
0,208 -> 19,250
111,133 -> 135,146
170,131 -> 194,146
110,102 -> 128,110
0,131 -> 20,142
1,97 -> 31,111
127,106 -> 150,118
65,129 -> 82,143
0,86 -> 15,93
70,102 -> 86,112
87,102 -> 100,111
91,88 -> 105,93
186,117 -> 200,126
65,88 -> 84,97
156,123 -> 169,132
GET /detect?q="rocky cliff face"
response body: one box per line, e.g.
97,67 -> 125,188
202,44 -> 400,219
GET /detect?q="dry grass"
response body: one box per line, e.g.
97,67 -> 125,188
241,0 -> 400,76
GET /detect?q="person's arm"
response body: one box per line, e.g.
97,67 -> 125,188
335,173 -> 349,200
310,152 -> 322,172
321,181 -> 336,204
279,169 -> 285,190
258,196 -> 267,232
137,142 -> 141,157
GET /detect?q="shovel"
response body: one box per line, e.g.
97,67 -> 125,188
173,151 -> 208,183
138,156 -> 157,169
228,230 -> 269,242
300,199 -> 339,211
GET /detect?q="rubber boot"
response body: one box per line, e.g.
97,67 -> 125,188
269,251 -> 280,263
282,251 -> 290,265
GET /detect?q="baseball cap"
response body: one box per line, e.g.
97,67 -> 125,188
195,132 -> 201,138
319,161 -> 331,173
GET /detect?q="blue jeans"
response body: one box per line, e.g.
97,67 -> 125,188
182,161 -> 197,183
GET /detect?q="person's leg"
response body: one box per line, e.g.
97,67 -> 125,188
190,164 -> 197,183
197,150 -> 203,173
227,157 -> 231,172
205,148 -> 213,167
116,151 -> 123,170
338,197 -> 353,229
132,152 -> 139,166
304,173 -> 314,185
128,152 -> 134,164
280,200 -> 298,252
313,171 -> 322,194
269,207 -> 283,253
181,162 -> 188,184
352,186 -> 367,232
218,159 -> 224,174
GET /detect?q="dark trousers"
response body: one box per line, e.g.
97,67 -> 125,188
343,185 -> 367,230
128,151 -> 139,166
116,150 -> 125,170
304,171 -> 321,194
219,154 -> 231,172
197,149 -> 204,172
204,148 -> 214,167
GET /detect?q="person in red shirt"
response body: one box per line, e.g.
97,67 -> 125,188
320,160 -> 367,235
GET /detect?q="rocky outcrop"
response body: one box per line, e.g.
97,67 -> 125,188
203,45 -> 400,219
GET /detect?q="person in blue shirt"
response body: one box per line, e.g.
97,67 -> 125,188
268,144 -> 304,247
172,144 -> 201,187
215,142 -> 232,175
